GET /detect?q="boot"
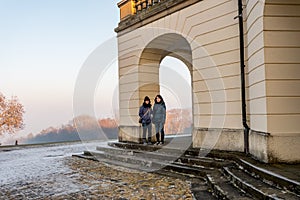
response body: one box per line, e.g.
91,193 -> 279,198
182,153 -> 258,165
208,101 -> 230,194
148,137 -> 152,145
156,132 -> 160,144
142,138 -> 147,145
161,128 -> 165,145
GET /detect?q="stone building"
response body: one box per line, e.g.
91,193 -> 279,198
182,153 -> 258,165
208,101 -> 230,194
115,0 -> 300,163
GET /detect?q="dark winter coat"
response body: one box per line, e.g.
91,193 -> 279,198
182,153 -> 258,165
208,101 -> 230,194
152,102 -> 166,124
139,103 -> 153,125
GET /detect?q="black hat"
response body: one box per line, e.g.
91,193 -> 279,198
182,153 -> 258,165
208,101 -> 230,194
144,96 -> 150,102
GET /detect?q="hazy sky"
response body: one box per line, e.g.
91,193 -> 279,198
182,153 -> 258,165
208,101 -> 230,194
0,0 -> 191,143
0,0 -> 120,140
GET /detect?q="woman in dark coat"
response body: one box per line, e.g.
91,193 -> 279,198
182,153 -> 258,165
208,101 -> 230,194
139,96 -> 153,144
152,95 -> 166,145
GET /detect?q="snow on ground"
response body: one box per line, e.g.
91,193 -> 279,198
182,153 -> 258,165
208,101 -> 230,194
0,141 -> 103,185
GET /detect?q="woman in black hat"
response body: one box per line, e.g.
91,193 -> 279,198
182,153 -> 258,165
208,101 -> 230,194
139,96 -> 153,145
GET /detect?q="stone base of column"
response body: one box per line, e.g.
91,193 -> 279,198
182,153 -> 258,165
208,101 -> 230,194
192,128 -> 244,152
118,125 -> 156,143
250,130 -> 300,163
118,126 -> 141,143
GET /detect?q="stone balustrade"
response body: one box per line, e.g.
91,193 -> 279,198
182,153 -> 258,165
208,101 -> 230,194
117,0 -> 166,20
134,0 -> 164,13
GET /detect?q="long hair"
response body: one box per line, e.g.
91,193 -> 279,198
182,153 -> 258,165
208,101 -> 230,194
154,94 -> 164,104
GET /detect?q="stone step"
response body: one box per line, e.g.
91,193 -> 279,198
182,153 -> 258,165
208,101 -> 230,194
108,141 -> 232,166
96,145 -> 180,162
163,162 -> 209,178
86,150 -> 215,178
236,158 -> 300,196
108,141 -> 187,156
97,144 -> 228,169
85,150 -> 167,170
223,165 -> 300,200
206,171 -> 254,200
78,150 -> 206,179
73,152 -> 154,172
176,155 -> 230,169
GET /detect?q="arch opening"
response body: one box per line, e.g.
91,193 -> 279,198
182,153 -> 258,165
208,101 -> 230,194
137,33 -> 193,137
159,56 -> 193,136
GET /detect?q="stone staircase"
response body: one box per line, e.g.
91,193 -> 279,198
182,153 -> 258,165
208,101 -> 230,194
73,137 -> 300,200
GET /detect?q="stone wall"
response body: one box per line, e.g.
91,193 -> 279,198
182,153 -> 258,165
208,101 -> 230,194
247,0 -> 300,162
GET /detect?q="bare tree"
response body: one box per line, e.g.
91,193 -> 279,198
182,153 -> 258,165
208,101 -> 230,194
0,93 -> 25,135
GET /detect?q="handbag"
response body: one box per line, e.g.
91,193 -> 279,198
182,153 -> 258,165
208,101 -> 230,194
139,108 -> 150,123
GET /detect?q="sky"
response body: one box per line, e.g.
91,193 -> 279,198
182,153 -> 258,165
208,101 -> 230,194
0,0 -> 120,141
0,0 -> 191,144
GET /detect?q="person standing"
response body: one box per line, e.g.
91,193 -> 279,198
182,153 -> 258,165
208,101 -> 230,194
152,94 -> 166,145
139,96 -> 153,145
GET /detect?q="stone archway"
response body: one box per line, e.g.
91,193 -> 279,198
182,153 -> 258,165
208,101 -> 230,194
116,0 -> 300,163
118,33 -> 193,143
138,33 -> 193,105
117,0 -> 247,155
